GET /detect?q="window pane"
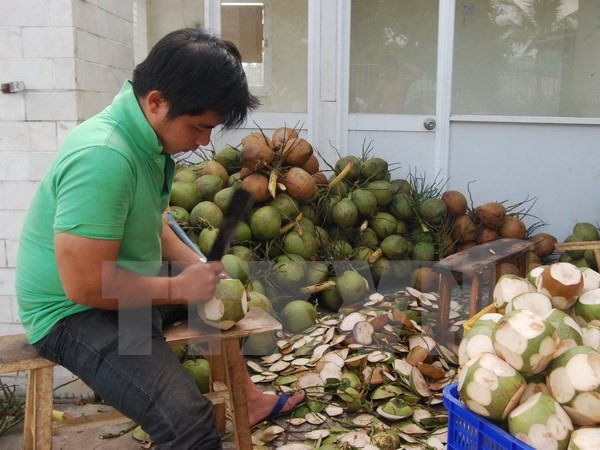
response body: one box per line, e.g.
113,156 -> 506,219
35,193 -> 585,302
453,0 -> 600,117
146,0 -> 204,48
223,0 -> 308,113
349,0 -> 438,114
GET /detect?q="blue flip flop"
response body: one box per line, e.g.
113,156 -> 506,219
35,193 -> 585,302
263,390 -> 306,422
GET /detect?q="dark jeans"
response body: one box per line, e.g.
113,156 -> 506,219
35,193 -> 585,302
33,306 -> 222,449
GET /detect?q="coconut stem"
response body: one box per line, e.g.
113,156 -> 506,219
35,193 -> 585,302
268,170 -> 278,199
279,213 -> 303,235
329,162 -> 353,190
301,280 -> 336,294
368,248 -> 383,264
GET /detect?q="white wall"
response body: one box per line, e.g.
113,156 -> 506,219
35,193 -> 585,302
0,0 -> 135,397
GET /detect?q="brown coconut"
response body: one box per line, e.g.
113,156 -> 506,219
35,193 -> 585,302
474,202 -> 506,229
240,139 -> 275,171
301,154 -> 320,174
529,232 -> 558,259
476,226 -> 500,245
283,167 -> 317,203
536,262 -> 584,310
312,171 -> 328,185
272,127 -> 299,150
239,167 -> 253,179
241,131 -> 273,149
496,262 -> 521,280
442,190 -> 468,217
451,215 -> 478,243
281,138 -> 313,167
413,267 -> 439,292
498,215 -> 527,240
240,172 -> 271,203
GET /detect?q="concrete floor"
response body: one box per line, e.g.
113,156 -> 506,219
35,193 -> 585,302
0,400 -> 241,449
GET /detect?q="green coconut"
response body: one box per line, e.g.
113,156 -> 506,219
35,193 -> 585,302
505,292 -> 553,317
319,280 -> 343,311
213,186 -> 236,212
174,166 -> 197,183
334,155 -> 361,181
519,374 -> 552,405
568,428 -> 600,449
360,157 -> 388,181
369,212 -> 398,240
270,193 -> 299,221
197,228 -> 218,255
324,240 -> 353,260
458,312 -> 503,366
228,245 -> 255,261
458,352 -> 526,420
189,201 -> 223,230
350,189 -> 378,218
380,235 -> 410,260
170,181 -> 200,211
280,300 -> 317,333
492,309 -> 559,375
232,221 -> 252,244
169,206 -> 190,227
537,262 -> 584,311
250,206 -> 282,240
564,234 -> 587,259
335,270 -> 369,304
182,358 -> 211,393
221,254 -> 249,283
243,332 -> 277,356
195,174 -> 224,202
331,198 -> 358,228
391,178 -> 411,195
354,227 -> 379,249
389,193 -> 414,221
305,262 -> 329,286
228,171 -> 242,187
283,231 -> 318,260
574,288 -> 600,326
364,180 -> 394,207
544,309 -> 584,356
214,146 -> 241,174
296,217 -> 316,235
581,325 -> 600,351
419,197 -> 448,224
371,431 -> 401,450
493,274 -> 535,309
272,255 -> 306,291
351,246 -> 373,262
246,291 -> 273,314
410,241 -> 436,262
574,223 -> 600,242
508,392 -> 573,450
546,345 -> 600,426
376,398 -> 413,421
132,425 -> 151,443
198,278 -> 248,330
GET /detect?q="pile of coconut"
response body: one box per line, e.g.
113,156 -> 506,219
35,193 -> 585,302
457,261 -> 600,450
167,126 -> 555,332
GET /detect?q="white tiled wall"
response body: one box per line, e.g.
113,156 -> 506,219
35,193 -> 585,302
0,0 -> 135,398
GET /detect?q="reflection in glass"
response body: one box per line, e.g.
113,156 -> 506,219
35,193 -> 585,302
453,0 -> 600,117
349,0 -> 438,114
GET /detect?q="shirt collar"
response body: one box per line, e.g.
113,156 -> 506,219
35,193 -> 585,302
110,81 -> 164,155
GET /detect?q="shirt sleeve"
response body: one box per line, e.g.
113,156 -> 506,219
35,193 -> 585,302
52,147 -> 136,239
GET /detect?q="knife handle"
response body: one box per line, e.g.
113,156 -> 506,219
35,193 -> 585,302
164,212 -> 207,262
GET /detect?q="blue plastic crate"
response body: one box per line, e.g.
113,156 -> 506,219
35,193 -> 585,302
443,383 -> 535,450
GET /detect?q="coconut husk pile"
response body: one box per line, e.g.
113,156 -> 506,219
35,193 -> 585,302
245,288 -> 464,449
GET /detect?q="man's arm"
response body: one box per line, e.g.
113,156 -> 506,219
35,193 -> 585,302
55,232 -> 223,310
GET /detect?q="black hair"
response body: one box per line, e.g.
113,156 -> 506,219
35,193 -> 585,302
132,28 -> 260,129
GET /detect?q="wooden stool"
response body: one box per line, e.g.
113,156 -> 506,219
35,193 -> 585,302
0,307 -> 281,450
432,238 -> 533,342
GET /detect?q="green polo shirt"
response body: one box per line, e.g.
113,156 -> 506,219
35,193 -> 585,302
16,81 -> 175,344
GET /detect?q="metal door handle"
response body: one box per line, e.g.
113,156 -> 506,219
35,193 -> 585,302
424,118 -> 436,130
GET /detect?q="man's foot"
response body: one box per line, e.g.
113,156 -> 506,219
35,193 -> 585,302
248,390 -> 306,427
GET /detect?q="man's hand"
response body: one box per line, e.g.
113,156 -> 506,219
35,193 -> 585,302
170,262 -> 225,305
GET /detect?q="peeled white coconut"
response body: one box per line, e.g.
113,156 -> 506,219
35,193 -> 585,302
568,427 -> 600,450
519,374 -> 552,405
494,274 -> 535,310
527,265 -> 547,287
573,288 -> 600,327
546,345 -> 600,426
197,279 -> 248,330
458,313 -> 503,366
508,392 -> 573,450
544,309 -> 584,357
506,292 -> 553,317
492,309 -> 560,375
458,352 -> 526,420
537,263 -> 584,311
581,325 -> 600,351
580,267 -> 600,293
